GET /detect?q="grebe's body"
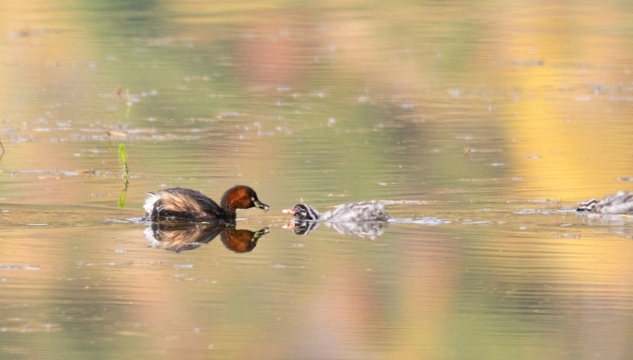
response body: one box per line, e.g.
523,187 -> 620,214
577,191 -> 633,214
143,185 -> 269,223
283,201 -> 390,222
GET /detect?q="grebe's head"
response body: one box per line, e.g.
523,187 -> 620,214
221,226 -> 270,253
221,185 -> 269,212
577,199 -> 597,212
282,203 -> 319,221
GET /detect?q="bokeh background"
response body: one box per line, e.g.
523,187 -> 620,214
1,1 -> 633,359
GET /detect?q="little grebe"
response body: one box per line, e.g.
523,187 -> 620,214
577,191 -> 633,214
143,185 -> 269,223
282,201 -> 390,222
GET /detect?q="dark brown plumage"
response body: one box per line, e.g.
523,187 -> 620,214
143,185 -> 269,223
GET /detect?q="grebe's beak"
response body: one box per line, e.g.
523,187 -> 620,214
282,208 -> 296,215
254,200 -> 269,212
253,227 -> 271,239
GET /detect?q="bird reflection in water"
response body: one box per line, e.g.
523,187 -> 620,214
284,220 -> 388,240
283,219 -> 389,240
144,221 -> 269,253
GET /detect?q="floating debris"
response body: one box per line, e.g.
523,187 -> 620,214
0,264 -> 39,270
554,233 -> 582,239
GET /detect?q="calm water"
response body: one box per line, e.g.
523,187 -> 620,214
2,1 -> 633,358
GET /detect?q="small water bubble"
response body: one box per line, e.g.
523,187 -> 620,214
174,264 -> 193,269
448,89 -> 461,98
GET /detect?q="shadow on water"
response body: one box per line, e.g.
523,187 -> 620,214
143,221 -> 269,253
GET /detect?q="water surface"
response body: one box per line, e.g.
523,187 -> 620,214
2,1 -> 633,358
